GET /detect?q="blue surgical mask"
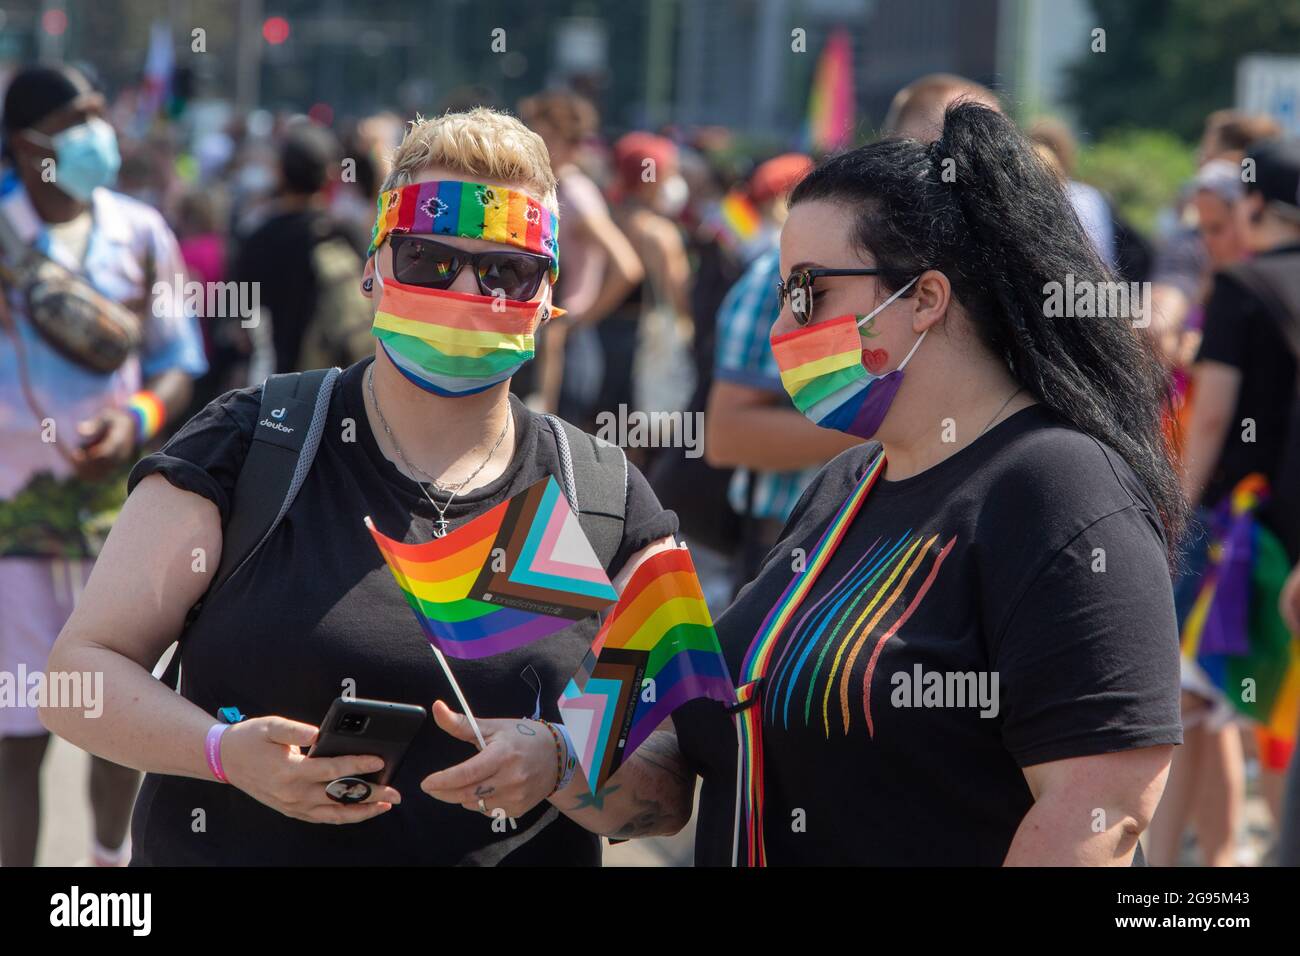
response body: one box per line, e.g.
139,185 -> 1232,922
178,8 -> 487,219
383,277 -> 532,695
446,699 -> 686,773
31,117 -> 121,202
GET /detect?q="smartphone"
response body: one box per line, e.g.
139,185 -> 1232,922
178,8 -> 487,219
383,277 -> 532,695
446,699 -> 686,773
307,697 -> 426,786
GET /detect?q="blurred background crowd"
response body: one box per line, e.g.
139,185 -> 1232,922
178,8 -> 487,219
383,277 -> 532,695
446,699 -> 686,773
3,0 -> 1300,867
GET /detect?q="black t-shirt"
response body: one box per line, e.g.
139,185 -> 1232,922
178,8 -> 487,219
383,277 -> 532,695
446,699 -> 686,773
1196,245 -> 1300,550
127,357 -> 676,865
675,406 -> 1182,866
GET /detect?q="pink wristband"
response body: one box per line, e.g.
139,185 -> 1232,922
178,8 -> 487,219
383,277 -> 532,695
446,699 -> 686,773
205,723 -> 230,783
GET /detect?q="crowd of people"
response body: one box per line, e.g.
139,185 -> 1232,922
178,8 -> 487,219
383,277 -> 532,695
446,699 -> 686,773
2,57 -> 1300,867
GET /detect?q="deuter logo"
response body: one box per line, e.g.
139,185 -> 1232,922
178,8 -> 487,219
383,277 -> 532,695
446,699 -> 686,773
259,413 -> 295,434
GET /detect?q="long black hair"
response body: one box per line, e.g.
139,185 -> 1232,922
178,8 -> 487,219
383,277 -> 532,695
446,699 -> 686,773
790,102 -> 1186,548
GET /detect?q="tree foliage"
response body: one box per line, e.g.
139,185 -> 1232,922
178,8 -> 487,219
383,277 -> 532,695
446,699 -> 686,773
1065,0 -> 1300,141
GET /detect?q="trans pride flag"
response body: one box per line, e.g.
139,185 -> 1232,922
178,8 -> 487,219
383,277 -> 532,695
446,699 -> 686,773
366,476 -> 617,659
559,547 -> 735,792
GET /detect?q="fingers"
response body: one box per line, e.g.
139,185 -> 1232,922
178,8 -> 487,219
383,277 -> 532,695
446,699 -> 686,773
421,747 -> 505,802
263,716 -> 320,749
301,752 -> 386,783
431,700 -> 481,745
76,416 -> 108,447
297,799 -> 396,825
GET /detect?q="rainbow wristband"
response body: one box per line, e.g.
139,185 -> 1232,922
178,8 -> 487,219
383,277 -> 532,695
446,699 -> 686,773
125,390 -> 166,445
204,723 -> 230,783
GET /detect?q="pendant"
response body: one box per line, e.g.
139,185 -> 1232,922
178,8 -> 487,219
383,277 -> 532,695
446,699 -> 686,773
434,516 -> 450,538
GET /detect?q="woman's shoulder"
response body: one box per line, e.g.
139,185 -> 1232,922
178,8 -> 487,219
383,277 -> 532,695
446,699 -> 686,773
126,384 -> 264,523
976,407 -> 1164,544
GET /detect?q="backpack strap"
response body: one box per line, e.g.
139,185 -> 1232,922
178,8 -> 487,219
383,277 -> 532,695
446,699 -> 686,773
158,367 -> 339,687
541,413 -> 627,571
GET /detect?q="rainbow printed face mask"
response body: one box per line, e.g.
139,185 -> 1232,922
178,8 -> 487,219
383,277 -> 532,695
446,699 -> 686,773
771,277 -> 922,438
371,264 -> 549,396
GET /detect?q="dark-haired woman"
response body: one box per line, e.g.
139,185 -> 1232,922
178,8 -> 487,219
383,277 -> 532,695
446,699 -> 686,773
546,104 -> 1187,864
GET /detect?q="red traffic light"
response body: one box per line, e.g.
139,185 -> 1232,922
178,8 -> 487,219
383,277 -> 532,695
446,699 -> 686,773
262,16 -> 290,45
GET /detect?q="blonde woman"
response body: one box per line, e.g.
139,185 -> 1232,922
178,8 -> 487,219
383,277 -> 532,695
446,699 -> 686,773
41,109 -> 682,865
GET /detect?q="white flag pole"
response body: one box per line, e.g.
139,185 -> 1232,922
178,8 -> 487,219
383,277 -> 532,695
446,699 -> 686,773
429,642 -> 487,751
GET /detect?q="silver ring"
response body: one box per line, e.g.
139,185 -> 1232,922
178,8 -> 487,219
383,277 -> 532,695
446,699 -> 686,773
477,798 -> 489,815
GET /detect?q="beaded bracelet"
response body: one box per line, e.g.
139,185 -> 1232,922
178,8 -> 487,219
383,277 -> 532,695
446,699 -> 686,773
535,719 -> 565,796
125,390 -> 166,444
553,721 -> 578,790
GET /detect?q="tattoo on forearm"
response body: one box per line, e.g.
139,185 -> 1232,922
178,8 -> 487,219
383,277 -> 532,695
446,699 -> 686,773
562,731 -> 693,838
515,723 -> 537,736
610,793 -> 673,839
570,784 -> 620,811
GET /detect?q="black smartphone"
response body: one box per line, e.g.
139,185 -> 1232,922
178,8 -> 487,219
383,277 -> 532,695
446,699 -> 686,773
307,697 -> 426,786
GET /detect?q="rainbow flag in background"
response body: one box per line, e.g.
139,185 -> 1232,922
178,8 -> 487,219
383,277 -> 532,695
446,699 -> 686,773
1181,474 -> 1300,742
804,28 -> 855,153
366,476 -> 617,660
704,190 -> 763,256
558,547 -> 735,793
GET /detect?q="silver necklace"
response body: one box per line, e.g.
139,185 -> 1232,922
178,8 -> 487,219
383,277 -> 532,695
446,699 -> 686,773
978,386 -> 1023,438
366,364 -> 510,537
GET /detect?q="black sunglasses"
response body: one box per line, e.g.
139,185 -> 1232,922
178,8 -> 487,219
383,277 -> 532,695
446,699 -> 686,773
389,234 -> 551,302
776,267 -> 884,326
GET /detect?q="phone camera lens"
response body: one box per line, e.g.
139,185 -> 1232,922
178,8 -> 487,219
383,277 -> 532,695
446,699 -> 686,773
338,713 -> 369,734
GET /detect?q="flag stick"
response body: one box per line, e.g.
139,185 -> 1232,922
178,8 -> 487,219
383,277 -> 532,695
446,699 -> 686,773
429,642 -> 487,751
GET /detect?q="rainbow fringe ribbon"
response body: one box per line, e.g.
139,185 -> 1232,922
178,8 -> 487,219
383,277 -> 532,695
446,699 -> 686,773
365,476 -> 616,660
735,449 -> 885,865
558,546 -> 735,794
368,180 -> 559,279
125,390 -> 165,443
1181,474 -> 1300,742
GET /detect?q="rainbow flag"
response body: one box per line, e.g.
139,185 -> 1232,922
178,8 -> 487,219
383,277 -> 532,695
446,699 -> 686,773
366,476 -> 617,660
1181,474 -> 1300,742
804,28 -> 855,153
704,190 -> 762,256
558,547 -> 735,792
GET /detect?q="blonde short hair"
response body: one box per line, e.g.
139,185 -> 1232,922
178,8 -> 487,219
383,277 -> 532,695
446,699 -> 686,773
382,107 -> 559,216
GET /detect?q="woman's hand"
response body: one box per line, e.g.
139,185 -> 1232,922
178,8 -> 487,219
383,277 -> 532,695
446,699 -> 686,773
220,716 -> 401,824
420,700 -> 559,819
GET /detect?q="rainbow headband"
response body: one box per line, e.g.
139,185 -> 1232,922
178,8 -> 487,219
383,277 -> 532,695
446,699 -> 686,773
368,180 -> 559,280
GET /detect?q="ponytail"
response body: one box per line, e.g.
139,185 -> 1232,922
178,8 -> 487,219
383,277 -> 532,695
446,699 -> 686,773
790,103 -> 1185,549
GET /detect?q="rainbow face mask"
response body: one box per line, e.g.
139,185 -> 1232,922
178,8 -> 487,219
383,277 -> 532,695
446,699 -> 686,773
771,277 -> 922,439
371,265 -> 549,396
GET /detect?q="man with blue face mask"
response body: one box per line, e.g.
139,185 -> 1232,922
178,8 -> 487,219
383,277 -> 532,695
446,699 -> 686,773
0,64 -> 207,867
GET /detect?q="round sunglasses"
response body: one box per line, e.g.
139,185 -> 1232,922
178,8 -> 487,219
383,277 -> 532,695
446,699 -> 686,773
776,267 -> 884,326
389,234 -> 552,302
